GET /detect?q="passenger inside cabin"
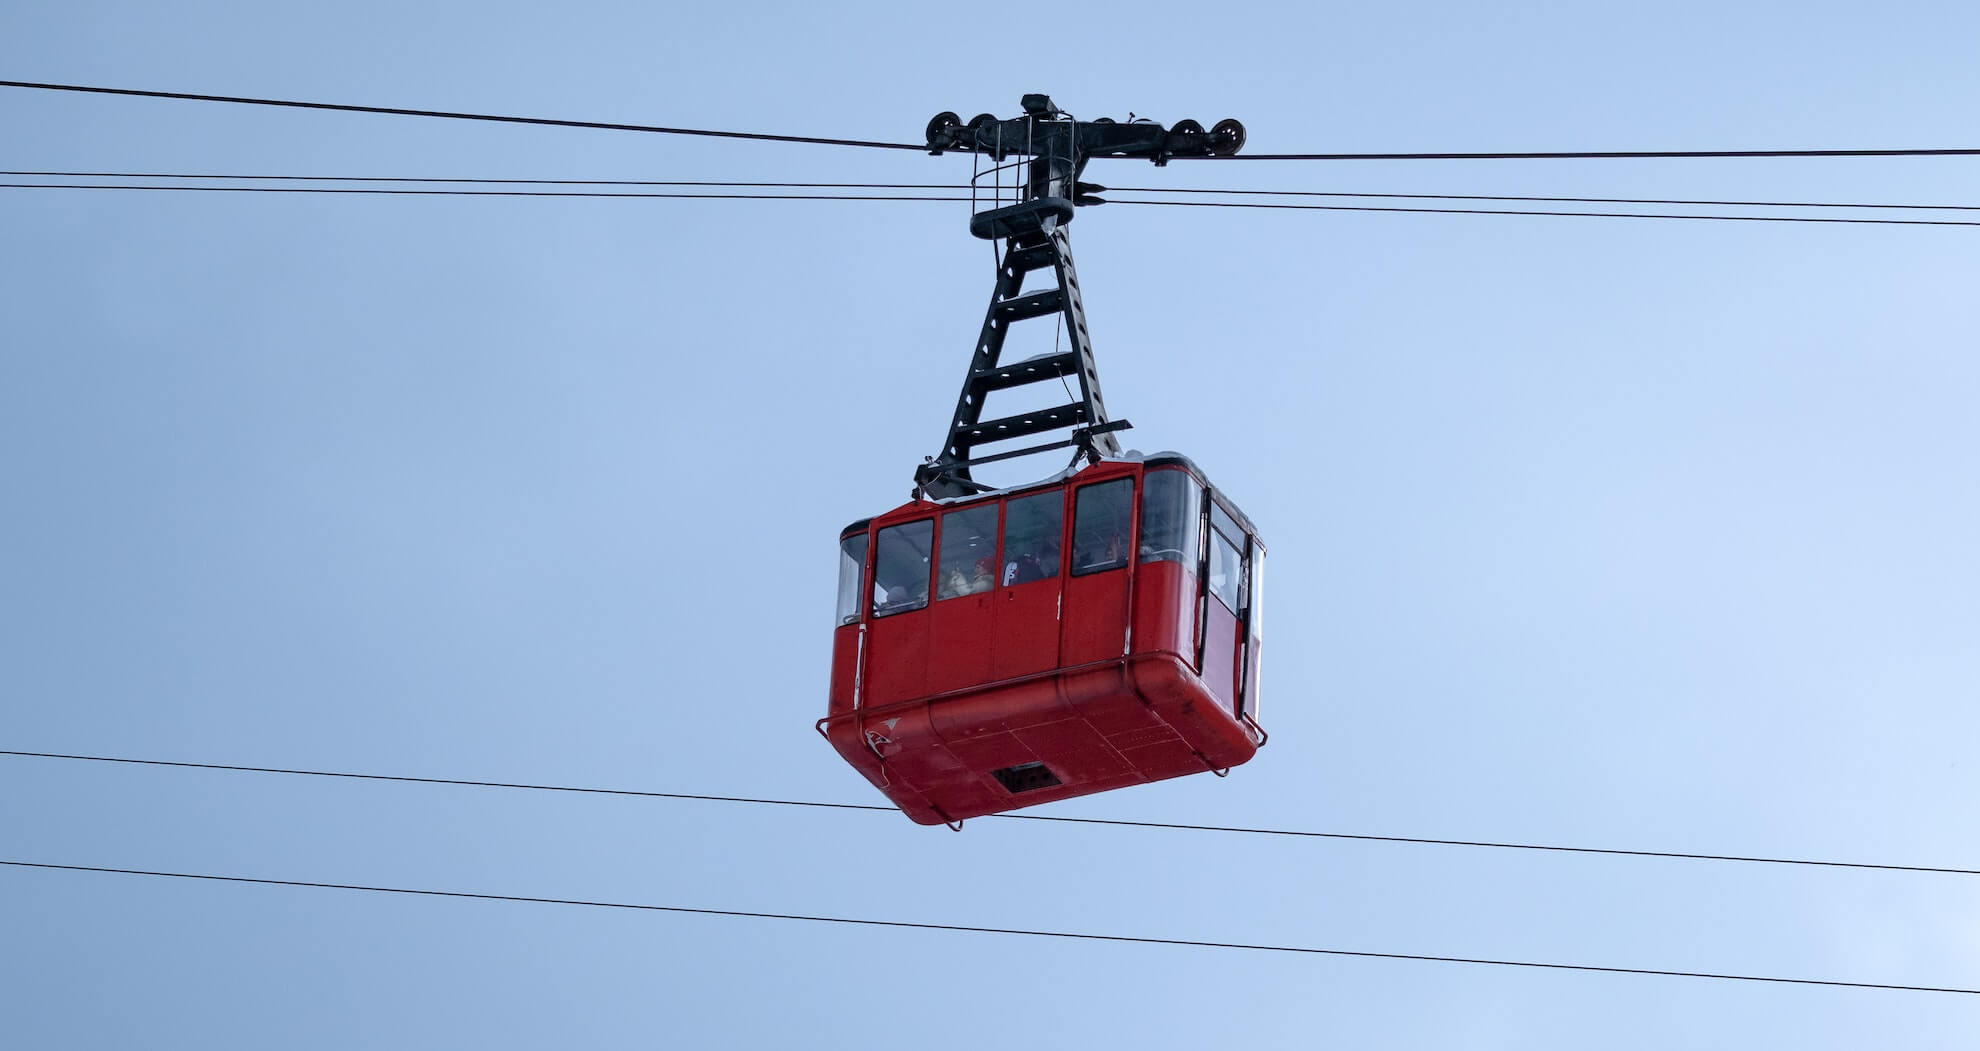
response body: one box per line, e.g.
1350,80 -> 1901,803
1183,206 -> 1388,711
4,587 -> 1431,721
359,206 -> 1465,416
1003,545 -> 1057,586
1072,478 -> 1134,574
936,506 -> 998,601
1003,555 -> 1029,585
944,560 -> 993,598
1000,491 -> 1063,586
872,518 -> 935,616
1077,530 -> 1128,573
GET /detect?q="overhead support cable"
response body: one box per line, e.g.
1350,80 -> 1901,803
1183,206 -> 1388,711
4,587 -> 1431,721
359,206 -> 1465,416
1110,198 -> 1980,228
5,182 -> 1979,228
1195,147 -> 1980,161
4,750 -> 1971,878
7,81 -> 1980,161
0,183 -> 968,202
3,859 -> 1972,995
0,171 -> 972,190
0,80 -> 926,151
11,172 -> 1980,213
1105,185 -> 1980,213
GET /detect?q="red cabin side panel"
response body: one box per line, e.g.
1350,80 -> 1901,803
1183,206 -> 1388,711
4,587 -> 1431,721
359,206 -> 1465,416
1199,601 -> 1241,715
928,673 -> 1072,740
828,623 -> 861,717
926,590 -> 995,695
1126,652 -> 1258,769
1062,568 -> 1130,667
864,609 -> 930,707
991,578 -> 1061,681
1242,629 -> 1263,726
824,713 -> 950,824
1128,560 -> 1197,667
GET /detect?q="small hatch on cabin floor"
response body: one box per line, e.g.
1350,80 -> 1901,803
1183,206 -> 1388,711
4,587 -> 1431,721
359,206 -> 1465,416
991,761 -> 1062,794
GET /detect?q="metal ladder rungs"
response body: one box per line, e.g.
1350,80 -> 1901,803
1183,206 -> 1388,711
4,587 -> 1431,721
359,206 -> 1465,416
960,402 -> 1091,444
1006,243 -> 1058,274
994,290 -> 1064,323
970,353 -> 1078,392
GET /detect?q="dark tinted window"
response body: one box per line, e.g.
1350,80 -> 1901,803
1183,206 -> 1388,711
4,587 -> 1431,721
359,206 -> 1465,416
1211,500 -> 1244,547
1248,543 -> 1265,634
1000,491 -> 1062,586
1243,542 -> 1265,719
1208,529 -> 1242,613
872,520 -> 933,617
937,504 -> 998,599
835,533 -> 867,625
1072,478 -> 1133,576
1139,468 -> 1202,567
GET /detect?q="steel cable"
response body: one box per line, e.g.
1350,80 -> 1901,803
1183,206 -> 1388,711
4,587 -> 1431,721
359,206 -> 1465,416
7,182 -> 1979,228
0,80 -> 926,151
3,859 -> 1972,995
9,81 -> 1980,161
12,171 -> 1980,213
4,750 -> 1972,878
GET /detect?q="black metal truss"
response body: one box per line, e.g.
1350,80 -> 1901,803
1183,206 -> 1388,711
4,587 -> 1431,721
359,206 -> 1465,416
914,222 -> 1121,499
911,96 -> 1244,499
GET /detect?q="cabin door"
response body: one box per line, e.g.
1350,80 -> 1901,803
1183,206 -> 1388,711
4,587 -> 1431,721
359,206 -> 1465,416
991,489 -> 1064,681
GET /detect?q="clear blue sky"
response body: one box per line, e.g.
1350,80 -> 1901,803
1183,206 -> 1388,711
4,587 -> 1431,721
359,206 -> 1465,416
3,2 -> 1977,1047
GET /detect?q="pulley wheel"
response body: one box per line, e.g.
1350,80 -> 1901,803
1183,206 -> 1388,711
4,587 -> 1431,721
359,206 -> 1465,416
1170,119 -> 1205,137
926,111 -> 962,146
1210,118 -> 1247,155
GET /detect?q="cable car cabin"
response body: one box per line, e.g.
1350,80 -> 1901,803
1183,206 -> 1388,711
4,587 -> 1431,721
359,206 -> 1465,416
820,453 -> 1266,826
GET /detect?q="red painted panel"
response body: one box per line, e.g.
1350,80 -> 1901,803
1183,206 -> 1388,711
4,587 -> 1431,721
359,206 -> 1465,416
1012,719 -> 1132,783
1062,566 -> 1129,666
991,579 -> 1060,680
926,590 -> 994,695
945,731 -> 1041,774
1129,652 -> 1258,769
826,704 -> 958,826
1200,601 -> 1239,715
822,719 -> 888,790
864,609 -> 929,707
872,704 -> 968,786
1241,632 -> 1263,727
843,649 -> 1259,823
828,622 -> 861,716
929,674 -> 1064,740
1129,561 -> 1197,663
1117,738 -> 1204,779
1059,665 -> 1160,737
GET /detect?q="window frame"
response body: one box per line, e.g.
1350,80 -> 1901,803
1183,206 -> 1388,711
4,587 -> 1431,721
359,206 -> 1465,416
835,532 -> 869,626
935,502 -> 1000,601
998,488 -> 1065,587
870,518 -> 936,619
1071,477 -> 1135,578
1138,467 -> 1203,569
1207,527 -> 1243,615
1238,536 -> 1266,722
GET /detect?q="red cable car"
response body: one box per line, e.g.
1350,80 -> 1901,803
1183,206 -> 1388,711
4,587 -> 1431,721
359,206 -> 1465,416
822,454 -> 1266,826
819,97 -> 1267,826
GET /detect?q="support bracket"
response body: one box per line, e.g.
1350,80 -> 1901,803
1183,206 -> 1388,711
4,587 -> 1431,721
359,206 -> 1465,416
912,97 -> 1244,498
